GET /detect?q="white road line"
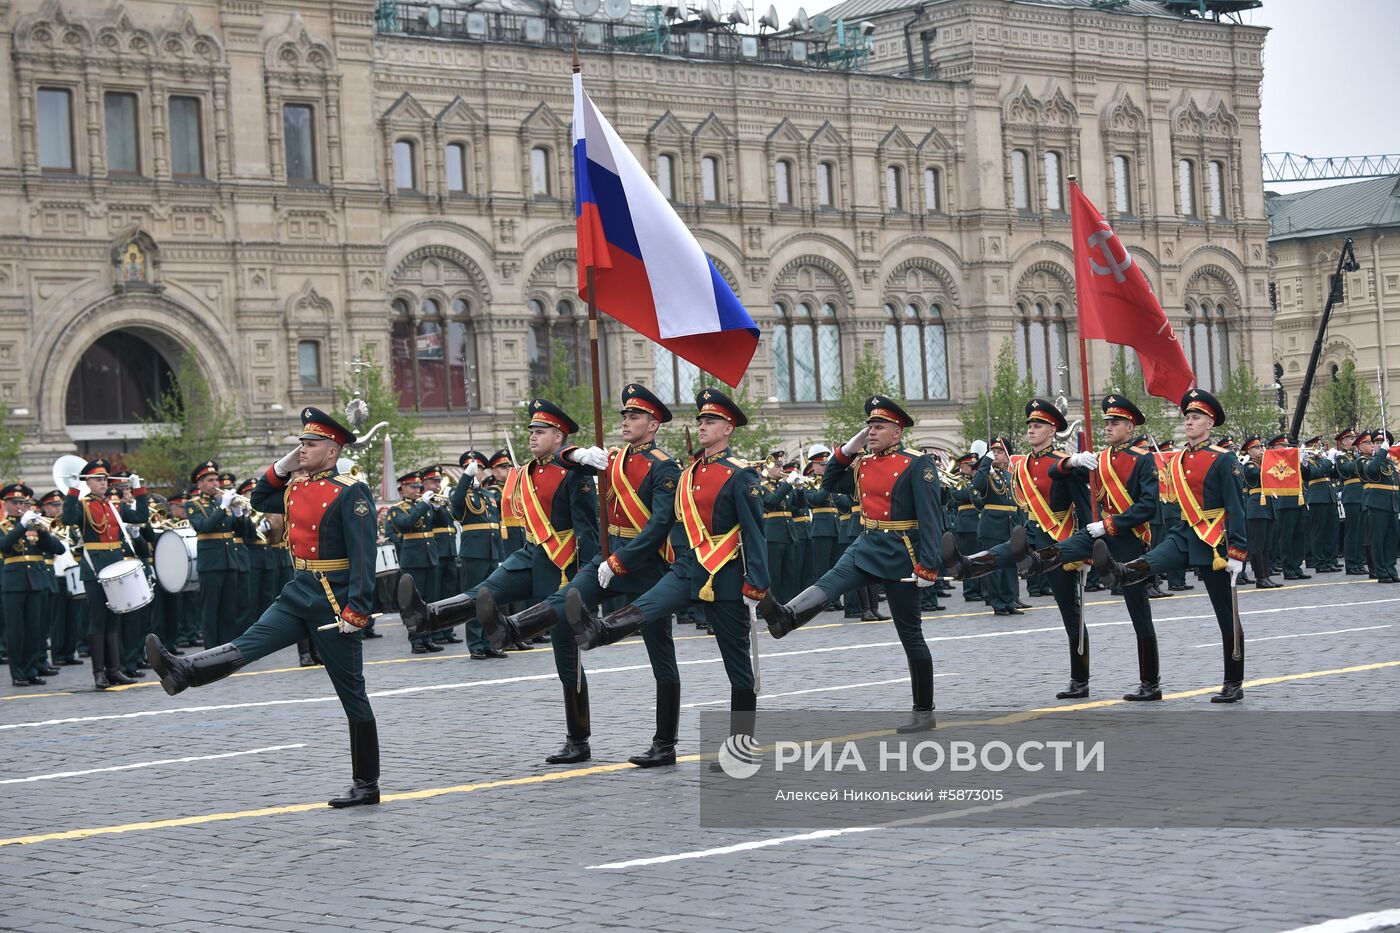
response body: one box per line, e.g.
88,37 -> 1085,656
586,789 -> 1083,869
11,594 -> 1397,733
683,677 -> 912,708
1276,907 -> 1400,933
1190,624 -> 1394,649
0,744 -> 305,785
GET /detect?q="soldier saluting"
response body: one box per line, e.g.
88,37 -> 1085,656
1094,389 -> 1249,703
147,407 -> 383,807
759,394 -> 943,732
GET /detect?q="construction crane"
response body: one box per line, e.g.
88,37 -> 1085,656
1263,152 -> 1400,184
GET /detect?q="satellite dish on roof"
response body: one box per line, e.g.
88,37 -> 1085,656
810,13 -> 834,34
663,0 -> 688,19
727,1 -> 749,25
602,0 -> 631,17
700,0 -> 722,22
759,4 -> 779,30
574,0 -> 601,16
788,6 -> 809,31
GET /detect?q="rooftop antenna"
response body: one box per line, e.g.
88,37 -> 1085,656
759,3 -> 779,31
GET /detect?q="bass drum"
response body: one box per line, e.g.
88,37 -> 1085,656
98,558 -> 154,614
54,549 -> 85,598
375,543 -> 400,578
155,526 -> 200,593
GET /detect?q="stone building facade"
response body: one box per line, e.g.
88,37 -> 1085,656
0,0 -> 1270,484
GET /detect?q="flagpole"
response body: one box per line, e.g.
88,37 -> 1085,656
1069,176 -> 1101,524
575,44 -> 610,560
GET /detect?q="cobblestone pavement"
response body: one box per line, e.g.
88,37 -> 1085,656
2,576 -> 1398,932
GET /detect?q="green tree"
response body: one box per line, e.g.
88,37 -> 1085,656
823,348 -> 895,448
1307,358 -> 1382,439
508,339 -> 600,458
337,352 -> 439,494
1216,358 -> 1282,442
0,406 -> 24,481
128,356 -> 246,495
1100,348 -> 1178,445
959,338 -> 1037,449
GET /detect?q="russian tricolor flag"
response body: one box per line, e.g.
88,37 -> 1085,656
573,73 -> 759,387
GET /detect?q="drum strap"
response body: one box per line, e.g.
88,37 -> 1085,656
84,500 -> 137,581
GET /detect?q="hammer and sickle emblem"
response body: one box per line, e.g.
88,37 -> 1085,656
1087,222 -> 1133,284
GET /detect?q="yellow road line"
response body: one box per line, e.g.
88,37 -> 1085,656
0,691 -> 74,701
4,656 -> 1396,848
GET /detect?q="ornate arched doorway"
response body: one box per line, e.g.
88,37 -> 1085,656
64,329 -> 178,453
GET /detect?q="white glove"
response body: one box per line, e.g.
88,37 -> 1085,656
20,510 -> 37,528
336,617 -> 365,635
273,446 -> 301,477
914,575 -> 937,588
128,473 -> 143,489
1069,451 -> 1098,470
743,594 -> 761,608
841,427 -> 870,457
231,505 -> 246,518
785,470 -> 801,485
126,522 -> 144,533
1328,449 -> 1341,462
1299,449 -> 1311,466
219,490 -> 236,509
1086,521 -> 1106,538
970,439 -> 988,458
465,460 -> 481,478
597,561 -> 615,590
572,446 -> 609,471
62,473 -> 79,489
257,519 -> 271,534
1225,558 -> 1244,576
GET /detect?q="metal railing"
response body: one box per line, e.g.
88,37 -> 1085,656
374,1 -> 871,71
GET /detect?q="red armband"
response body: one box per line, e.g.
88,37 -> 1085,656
606,553 -> 628,576
742,582 -> 767,602
1227,547 -> 1247,563
340,607 -> 370,628
912,563 -> 939,582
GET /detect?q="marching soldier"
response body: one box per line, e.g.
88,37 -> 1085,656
1334,429 -> 1369,575
585,388 -> 768,764
1095,388 -> 1249,702
187,462 -> 246,648
943,399 -> 1093,698
388,470 -> 441,654
786,457 -> 812,591
760,452 -> 797,603
398,399 -> 599,760
1302,435 -> 1341,573
760,394 -> 943,732
1357,430 -> 1398,583
3,484 -> 65,686
451,450 -> 506,660
968,437 -> 1021,616
492,449 -> 526,560
487,384 -> 683,766
1239,436 -> 1282,589
61,459 -> 150,690
217,472 -> 255,635
421,465 -> 463,647
1014,396 -> 1164,700
148,407 -> 382,807
801,445 -> 844,594
237,478 -> 271,623
948,452 -> 983,604
39,489 -> 83,667
1267,433 -> 1315,580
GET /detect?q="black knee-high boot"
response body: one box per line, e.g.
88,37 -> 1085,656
328,719 -> 381,808
629,682 -> 681,768
546,683 -> 591,764
145,635 -> 246,696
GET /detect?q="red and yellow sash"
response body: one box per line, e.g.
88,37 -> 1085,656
518,465 -> 576,575
607,449 -> 674,562
1170,451 -> 1225,550
676,461 -> 740,602
500,466 -> 524,537
1154,452 -> 1179,503
1015,454 -> 1074,542
1097,448 -> 1150,545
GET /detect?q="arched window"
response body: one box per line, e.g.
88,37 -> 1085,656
885,165 -> 904,211
701,155 -> 720,203
1011,149 -> 1030,210
389,294 -> 479,411
817,161 -> 834,208
656,153 -> 675,200
527,297 -> 602,392
1185,302 -> 1230,392
923,167 -> 942,213
1178,159 -> 1196,217
774,159 -> 793,206
445,142 -> 467,194
393,139 -> 416,191
883,303 -> 949,400
1015,302 -> 1071,396
1112,155 -> 1131,214
1043,151 -> 1063,211
653,345 -> 701,405
1208,160 -> 1225,218
772,302 -> 842,402
530,146 -> 551,196
65,330 -> 176,425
